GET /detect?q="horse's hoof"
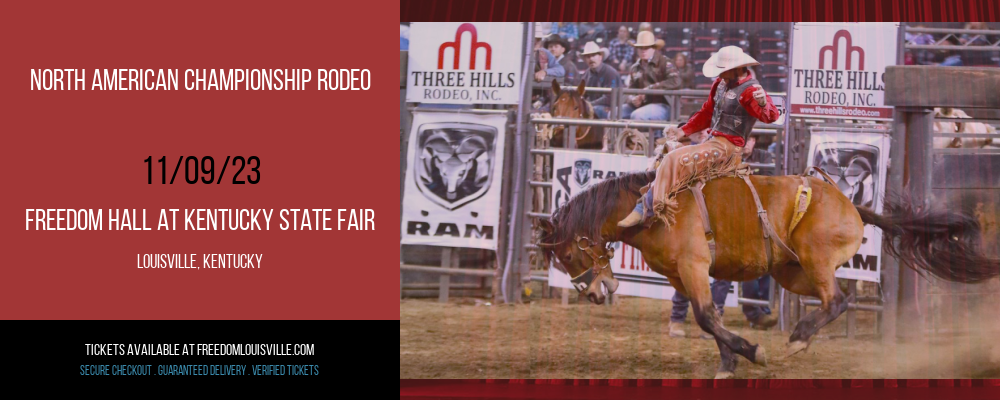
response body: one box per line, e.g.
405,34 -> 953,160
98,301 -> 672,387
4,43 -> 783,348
714,372 -> 734,379
785,340 -> 809,358
753,345 -> 767,367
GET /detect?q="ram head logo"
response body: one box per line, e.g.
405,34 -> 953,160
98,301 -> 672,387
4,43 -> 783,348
811,142 -> 879,209
415,124 -> 497,210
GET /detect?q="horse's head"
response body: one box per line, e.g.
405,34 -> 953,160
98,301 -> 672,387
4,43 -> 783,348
422,133 -> 488,199
550,80 -> 591,141
536,172 -> 654,304
538,219 -> 619,305
551,79 -> 588,118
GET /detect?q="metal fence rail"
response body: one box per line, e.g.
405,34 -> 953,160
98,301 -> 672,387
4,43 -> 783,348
904,26 -> 1000,51
529,115 -> 784,157
532,81 -> 787,128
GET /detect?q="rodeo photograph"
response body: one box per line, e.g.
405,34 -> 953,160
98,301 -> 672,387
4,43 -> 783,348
399,0 -> 1000,398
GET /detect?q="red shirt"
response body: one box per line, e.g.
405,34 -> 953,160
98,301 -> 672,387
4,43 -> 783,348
680,73 -> 780,147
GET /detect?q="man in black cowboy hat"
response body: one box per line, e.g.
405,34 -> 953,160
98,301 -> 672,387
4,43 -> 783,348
544,33 -> 577,85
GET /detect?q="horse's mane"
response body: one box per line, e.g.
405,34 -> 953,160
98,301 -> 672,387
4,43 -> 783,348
541,171 -> 655,252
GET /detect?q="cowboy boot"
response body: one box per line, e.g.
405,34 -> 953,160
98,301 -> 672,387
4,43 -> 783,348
750,314 -> 778,330
618,195 -> 647,228
617,210 -> 643,228
667,321 -> 686,338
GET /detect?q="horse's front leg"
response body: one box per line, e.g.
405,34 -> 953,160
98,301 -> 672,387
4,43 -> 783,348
663,272 -> 737,378
677,260 -> 766,379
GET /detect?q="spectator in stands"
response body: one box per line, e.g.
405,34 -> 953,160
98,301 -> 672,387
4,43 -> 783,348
904,24 -> 935,65
939,35 -> 964,66
608,26 -> 635,74
742,134 -> 774,173
637,23 -> 666,58
621,31 -> 682,137
550,22 -> 579,42
674,52 -> 695,89
960,22 -> 994,65
904,24 -> 934,45
533,33 -> 565,82
579,22 -> 606,43
545,34 -> 578,85
531,27 -> 565,113
579,42 -> 620,120
768,140 -> 780,157
961,22 -> 990,45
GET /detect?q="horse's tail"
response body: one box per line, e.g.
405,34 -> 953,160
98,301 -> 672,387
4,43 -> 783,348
855,195 -> 1000,284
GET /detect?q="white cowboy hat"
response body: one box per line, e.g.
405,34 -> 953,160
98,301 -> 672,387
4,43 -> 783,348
702,45 -> 760,78
580,41 -> 609,58
631,31 -> 664,49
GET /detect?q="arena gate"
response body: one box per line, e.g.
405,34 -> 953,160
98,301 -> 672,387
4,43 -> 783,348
884,61 -> 1000,344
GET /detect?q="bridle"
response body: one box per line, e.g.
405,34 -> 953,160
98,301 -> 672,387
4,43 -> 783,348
568,235 -> 615,292
576,235 -> 614,271
553,95 -> 593,142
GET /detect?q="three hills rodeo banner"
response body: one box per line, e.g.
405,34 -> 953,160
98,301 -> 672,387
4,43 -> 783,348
405,22 -> 524,105
790,22 -> 898,120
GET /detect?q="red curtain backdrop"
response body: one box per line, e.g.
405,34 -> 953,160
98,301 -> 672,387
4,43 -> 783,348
481,379 -> 1000,387
401,0 -> 1000,22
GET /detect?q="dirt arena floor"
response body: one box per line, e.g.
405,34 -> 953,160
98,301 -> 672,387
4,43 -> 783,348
400,293 -> 1000,379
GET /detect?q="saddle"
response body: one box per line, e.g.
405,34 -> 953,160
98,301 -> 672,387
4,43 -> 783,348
688,164 -> 814,269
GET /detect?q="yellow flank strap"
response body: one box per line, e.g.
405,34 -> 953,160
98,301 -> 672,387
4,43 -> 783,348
788,185 -> 812,234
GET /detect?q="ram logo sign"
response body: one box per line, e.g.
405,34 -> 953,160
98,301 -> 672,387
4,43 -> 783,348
416,122 -> 497,210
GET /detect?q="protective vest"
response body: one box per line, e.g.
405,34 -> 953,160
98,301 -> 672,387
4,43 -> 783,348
710,78 -> 759,142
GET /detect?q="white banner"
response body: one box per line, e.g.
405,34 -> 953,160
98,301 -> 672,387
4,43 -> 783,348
546,150 -> 737,306
406,22 -> 524,105
771,95 -> 787,126
806,129 -> 890,282
400,111 -> 507,250
790,23 -> 898,120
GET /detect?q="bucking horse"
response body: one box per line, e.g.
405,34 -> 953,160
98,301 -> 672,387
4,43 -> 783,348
538,168 -> 999,378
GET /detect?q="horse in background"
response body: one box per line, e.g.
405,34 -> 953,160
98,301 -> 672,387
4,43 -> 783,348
933,107 -> 999,149
549,79 -> 606,150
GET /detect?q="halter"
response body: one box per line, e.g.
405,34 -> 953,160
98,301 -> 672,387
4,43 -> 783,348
553,95 -> 593,143
568,235 -> 615,293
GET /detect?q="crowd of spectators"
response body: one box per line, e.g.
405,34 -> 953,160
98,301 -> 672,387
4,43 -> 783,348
904,22 -> 1000,67
531,23 -> 687,122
